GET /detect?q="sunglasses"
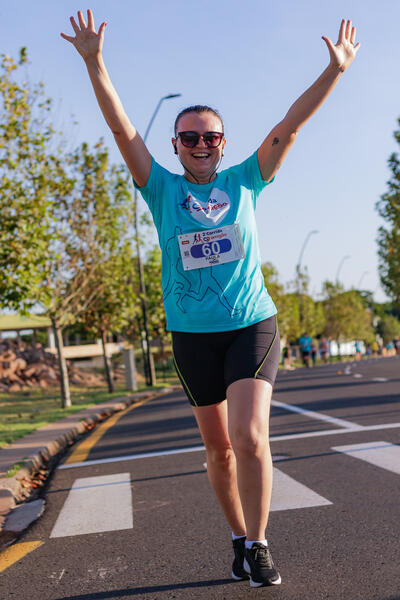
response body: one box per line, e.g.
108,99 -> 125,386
176,131 -> 224,148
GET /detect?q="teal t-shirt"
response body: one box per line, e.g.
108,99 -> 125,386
135,151 -> 277,332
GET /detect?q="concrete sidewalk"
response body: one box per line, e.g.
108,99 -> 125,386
0,387 -> 173,547
0,393 -> 152,478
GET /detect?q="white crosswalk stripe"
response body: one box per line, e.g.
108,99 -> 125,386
331,441 -> 400,475
50,473 -> 133,538
50,440 -> 400,539
270,468 -> 332,511
50,468 -> 332,540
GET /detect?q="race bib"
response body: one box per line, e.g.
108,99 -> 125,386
178,224 -> 245,271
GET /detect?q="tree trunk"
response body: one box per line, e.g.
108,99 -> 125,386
51,318 -> 71,408
101,330 -> 114,393
137,317 -> 148,383
149,350 -> 156,387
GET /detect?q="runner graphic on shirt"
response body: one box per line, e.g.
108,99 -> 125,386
163,227 -> 242,316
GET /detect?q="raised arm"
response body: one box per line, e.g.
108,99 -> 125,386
257,19 -> 360,182
61,9 -> 151,187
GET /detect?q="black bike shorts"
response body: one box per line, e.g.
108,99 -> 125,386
171,316 -> 280,407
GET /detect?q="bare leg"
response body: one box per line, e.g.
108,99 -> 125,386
192,401 -> 246,536
227,378 -> 273,541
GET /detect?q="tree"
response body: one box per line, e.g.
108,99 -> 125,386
299,296 -> 326,339
295,267 -> 324,336
261,262 -> 284,303
82,251 -> 137,392
0,51 -> 141,404
261,262 -> 325,342
322,281 -> 374,344
277,293 -> 301,342
0,49 -> 70,310
78,210 -> 138,395
262,262 -> 298,340
39,141 -> 135,405
376,117 -> 400,309
291,267 -> 325,340
143,246 -> 168,348
376,314 -> 400,345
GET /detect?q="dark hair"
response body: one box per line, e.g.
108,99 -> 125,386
174,105 -> 224,136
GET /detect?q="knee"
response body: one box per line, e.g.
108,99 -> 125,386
206,445 -> 236,468
230,423 -> 269,458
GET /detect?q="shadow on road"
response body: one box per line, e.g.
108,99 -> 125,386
271,393 -> 400,416
47,469 -> 207,494
275,378 -> 400,395
55,578 -> 237,599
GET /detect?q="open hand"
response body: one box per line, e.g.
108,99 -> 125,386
322,19 -> 360,72
61,9 -> 106,61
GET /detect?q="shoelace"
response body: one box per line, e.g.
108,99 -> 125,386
253,546 -> 273,568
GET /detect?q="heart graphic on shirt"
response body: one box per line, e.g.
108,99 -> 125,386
183,188 -> 231,226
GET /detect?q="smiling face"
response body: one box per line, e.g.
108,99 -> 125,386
172,111 -> 226,184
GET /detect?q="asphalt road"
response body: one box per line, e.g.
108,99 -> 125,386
1,356 -> 400,600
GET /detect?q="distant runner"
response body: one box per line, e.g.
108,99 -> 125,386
62,11 -> 359,588
299,332 -> 313,367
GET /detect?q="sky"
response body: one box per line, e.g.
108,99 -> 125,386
1,0 -> 400,303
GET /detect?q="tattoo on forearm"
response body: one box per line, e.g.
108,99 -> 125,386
272,137 -> 279,146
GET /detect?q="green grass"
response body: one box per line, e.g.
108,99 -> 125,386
0,379 -> 179,449
6,460 -> 26,477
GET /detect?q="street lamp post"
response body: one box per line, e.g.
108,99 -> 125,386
335,255 -> 351,283
357,270 -> 369,289
296,230 -> 319,332
134,94 -> 181,386
296,229 -> 319,276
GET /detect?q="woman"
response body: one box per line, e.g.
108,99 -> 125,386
319,337 -> 330,364
61,11 -> 359,588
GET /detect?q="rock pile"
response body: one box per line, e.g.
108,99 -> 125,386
0,339 -> 104,392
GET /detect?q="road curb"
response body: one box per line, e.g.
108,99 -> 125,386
0,386 -> 175,552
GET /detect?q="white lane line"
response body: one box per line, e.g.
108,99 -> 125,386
50,473 -> 133,537
271,399 -> 362,430
59,422 -> 400,469
59,445 -> 206,470
353,422 -> 400,432
332,441 -> 400,475
270,468 -> 332,511
371,377 -> 389,382
270,427 -> 361,442
353,373 -> 363,378
270,422 -> 400,442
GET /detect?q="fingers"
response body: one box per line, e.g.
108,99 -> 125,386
338,18 -> 346,42
98,21 -> 107,38
87,8 -> 95,31
321,36 -> 335,53
67,9 -> 102,37
345,19 -> 352,39
77,10 -> 87,29
60,32 -> 75,43
337,19 -> 359,48
338,19 -> 355,42
70,16 -> 80,35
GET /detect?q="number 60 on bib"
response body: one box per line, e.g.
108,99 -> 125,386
178,223 -> 245,271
